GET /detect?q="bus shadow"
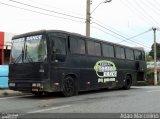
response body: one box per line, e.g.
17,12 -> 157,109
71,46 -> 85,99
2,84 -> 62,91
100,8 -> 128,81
19,86 -> 141,100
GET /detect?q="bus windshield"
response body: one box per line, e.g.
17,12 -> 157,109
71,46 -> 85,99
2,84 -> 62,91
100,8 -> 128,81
11,35 -> 47,63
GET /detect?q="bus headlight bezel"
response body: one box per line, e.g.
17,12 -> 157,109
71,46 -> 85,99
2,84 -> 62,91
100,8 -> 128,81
32,83 -> 43,88
9,83 -> 15,87
32,83 -> 37,87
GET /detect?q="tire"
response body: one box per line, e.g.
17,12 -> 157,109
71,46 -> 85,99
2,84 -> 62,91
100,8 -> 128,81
122,75 -> 132,90
62,76 -> 75,97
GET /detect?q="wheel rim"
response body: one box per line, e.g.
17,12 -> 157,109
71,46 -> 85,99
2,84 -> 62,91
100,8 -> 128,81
63,77 -> 74,96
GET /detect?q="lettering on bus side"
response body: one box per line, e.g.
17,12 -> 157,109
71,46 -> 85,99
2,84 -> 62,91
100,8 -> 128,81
94,60 -> 117,83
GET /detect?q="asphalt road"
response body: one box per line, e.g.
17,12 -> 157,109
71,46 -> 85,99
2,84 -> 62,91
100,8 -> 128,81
0,86 -> 160,118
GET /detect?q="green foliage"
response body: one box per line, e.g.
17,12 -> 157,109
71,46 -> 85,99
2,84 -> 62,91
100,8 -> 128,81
149,43 -> 160,60
146,70 -> 154,79
145,55 -> 153,61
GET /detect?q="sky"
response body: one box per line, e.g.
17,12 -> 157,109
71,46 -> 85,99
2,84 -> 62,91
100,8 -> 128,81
1,0 -> 160,52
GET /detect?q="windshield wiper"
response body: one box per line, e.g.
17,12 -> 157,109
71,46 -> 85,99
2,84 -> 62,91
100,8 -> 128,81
14,53 -> 23,64
25,53 -> 33,63
13,48 -> 24,64
24,45 -> 34,63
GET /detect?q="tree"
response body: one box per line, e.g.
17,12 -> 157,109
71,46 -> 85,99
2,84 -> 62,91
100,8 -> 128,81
145,54 -> 153,61
149,43 -> 160,60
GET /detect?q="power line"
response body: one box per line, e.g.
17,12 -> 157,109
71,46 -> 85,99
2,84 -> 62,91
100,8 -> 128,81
117,29 -> 152,44
9,0 -> 85,20
147,0 -> 160,15
92,26 -> 151,50
27,0 -> 85,18
140,0 -> 160,22
93,22 -> 151,49
0,2 -> 85,23
123,0 -> 158,27
134,0 -> 160,26
92,18 -> 152,46
92,26 -> 126,41
92,18 -> 130,38
127,29 -> 152,40
0,0 -> 153,50
120,0 -> 153,27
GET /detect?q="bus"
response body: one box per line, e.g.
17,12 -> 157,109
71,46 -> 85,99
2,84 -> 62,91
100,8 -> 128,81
8,30 -> 146,97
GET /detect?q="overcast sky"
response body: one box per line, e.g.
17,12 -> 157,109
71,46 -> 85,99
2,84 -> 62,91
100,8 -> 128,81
1,0 -> 160,51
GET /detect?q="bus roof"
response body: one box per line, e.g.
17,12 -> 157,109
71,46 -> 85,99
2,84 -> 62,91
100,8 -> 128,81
12,30 -> 145,52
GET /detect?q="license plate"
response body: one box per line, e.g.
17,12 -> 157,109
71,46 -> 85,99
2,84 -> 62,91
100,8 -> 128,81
32,88 -> 38,92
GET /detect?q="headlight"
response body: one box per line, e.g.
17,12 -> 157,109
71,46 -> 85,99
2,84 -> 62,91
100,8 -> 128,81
9,83 -> 15,87
37,83 -> 41,87
32,83 -> 42,88
32,83 -> 37,87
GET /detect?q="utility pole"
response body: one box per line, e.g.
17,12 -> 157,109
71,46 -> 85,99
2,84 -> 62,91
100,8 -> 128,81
85,0 -> 112,37
86,0 -> 91,37
153,28 -> 157,85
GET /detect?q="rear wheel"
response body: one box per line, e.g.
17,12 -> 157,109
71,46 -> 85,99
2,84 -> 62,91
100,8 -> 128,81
62,76 -> 75,97
122,75 -> 132,90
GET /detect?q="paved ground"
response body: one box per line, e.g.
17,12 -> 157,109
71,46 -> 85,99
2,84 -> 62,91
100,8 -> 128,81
0,86 -> 160,118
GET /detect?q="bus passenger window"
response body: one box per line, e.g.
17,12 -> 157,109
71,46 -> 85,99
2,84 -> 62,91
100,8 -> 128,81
115,46 -> 125,59
87,41 -> 101,56
70,37 -> 85,54
126,48 -> 134,60
134,50 -> 142,60
102,44 -> 114,57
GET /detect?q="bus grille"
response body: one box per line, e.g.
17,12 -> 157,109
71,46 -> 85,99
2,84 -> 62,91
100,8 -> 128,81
16,83 -> 31,88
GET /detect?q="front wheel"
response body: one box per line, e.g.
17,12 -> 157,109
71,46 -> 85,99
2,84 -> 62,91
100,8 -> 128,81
62,76 -> 75,97
122,75 -> 132,90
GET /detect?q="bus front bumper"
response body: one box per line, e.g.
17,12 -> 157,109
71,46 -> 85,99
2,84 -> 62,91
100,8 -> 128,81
8,81 -> 60,93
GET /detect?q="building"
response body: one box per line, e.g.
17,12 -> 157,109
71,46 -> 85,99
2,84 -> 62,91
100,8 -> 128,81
147,61 -> 160,84
0,32 -> 15,65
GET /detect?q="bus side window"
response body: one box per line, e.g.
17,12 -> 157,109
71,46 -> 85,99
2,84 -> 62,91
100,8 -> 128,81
70,37 -> 85,55
126,48 -> 134,60
102,44 -> 114,57
134,50 -> 142,60
50,36 -> 66,62
115,46 -> 125,59
52,37 -> 66,55
87,41 -> 101,56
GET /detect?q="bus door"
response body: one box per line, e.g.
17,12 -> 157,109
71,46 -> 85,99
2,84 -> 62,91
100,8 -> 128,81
49,34 -> 67,90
